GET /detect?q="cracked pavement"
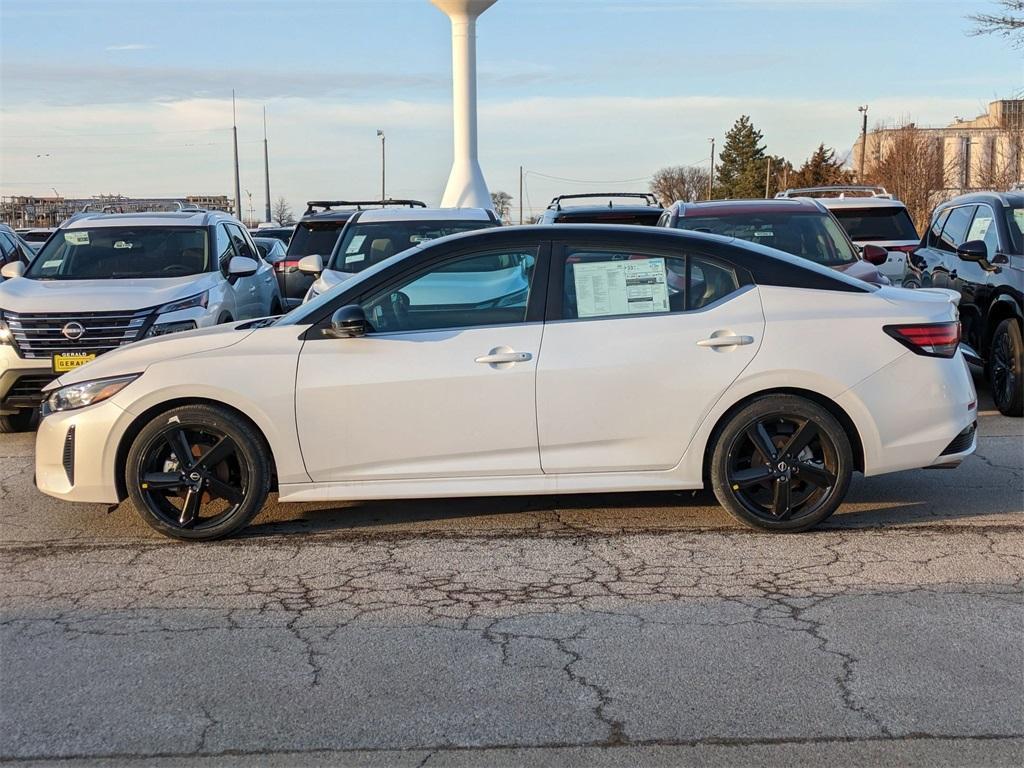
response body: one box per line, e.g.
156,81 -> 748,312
1,387 -> 1022,767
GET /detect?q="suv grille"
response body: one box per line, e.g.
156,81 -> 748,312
5,309 -> 154,359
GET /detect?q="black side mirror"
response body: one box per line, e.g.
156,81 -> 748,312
324,304 -> 369,338
861,244 -> 889,266
956,240 -> 989,263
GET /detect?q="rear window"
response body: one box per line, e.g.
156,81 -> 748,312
830,207 -> 919,241
286,221 -> 346,258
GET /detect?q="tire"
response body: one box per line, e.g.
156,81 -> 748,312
988,318 -> 1024,417
0,409 -> 35,434
709,395 -> 853,532
125,404 -> 271,541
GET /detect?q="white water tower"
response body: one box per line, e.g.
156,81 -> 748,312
430,0 -> 497,209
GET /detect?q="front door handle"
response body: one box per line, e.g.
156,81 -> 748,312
476,350 -> 533,364
697,335 -> 754,348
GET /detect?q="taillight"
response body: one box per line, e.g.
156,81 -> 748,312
884,322 -> 960,358
276,260 -> 300,273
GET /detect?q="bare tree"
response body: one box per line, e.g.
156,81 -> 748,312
272,197 -> 294,225
867,124 -> 948,232
490,191 -> 513,222
650,166 -> 711,205
969,1 -> 1024,47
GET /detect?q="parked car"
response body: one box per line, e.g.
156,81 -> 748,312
776,186 -> 920,286
33,225 -> 975,541
300,206 -> 499,301
537,193 -> 664,226
252,235 -> 289,302
658,198 -> 890,285
248,223 -> 294,246
278,200 -> 426,309
0,225 -> 35,278
912,191 -> 1023,415
17,228 -> 55,254
0,209 -> 282,432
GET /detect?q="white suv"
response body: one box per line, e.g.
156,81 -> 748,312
299,207 -> 499,301
0,209 -> 282,432
776,186 -> 920,286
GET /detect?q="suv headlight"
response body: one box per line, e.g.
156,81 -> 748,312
0,315 -> 12,346
147,292 -> 208,337
156,291 -> 208,314
45,374 -> 139,414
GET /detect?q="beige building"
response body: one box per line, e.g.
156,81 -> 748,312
853,99 -> 1023,194
0,195 -> 233,228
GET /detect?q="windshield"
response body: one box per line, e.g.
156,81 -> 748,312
329,220 -> 492,272
26,226 -> 210,280
286,221 -> 346,258
830,207 -> 919,241
675,212 -> 859,267
1007,207 -> 1024,255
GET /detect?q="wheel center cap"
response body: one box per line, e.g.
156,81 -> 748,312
776,461 -> 789,473
188,471 -> 202,482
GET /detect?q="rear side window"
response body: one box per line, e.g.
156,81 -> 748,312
561,248 -> 739,320
830,207 -> 918,241
938,206 -> 977,252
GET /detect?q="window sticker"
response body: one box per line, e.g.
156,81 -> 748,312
345,235 -> 366,254
42,259 -> 63,269
64,231 -> 89,246
1013,209 -> 1024,233
573,258 -> 669,318
410,234 -> 434,244
966,215 -> 991,242
345,254 -> 365,264
113,240 -> 134,249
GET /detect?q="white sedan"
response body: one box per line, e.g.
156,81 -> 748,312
33,226 -> 977,540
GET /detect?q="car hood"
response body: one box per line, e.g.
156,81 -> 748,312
0,274 -> 219,313
833,260 -> 889,285
48,321 -> 254,388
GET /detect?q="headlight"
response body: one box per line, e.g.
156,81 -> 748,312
0,317 -> 12,346
45,374 -> 139,414
147,320 -> 197,337
157,291 -> 208,314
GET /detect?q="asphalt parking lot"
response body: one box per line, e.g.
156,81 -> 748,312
1,383 -> 1022,767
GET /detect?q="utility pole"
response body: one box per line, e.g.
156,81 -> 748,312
858,105 -> 869,181
707,137 -> 715,199
764,156 -> 772,199
518,165 -> 523,225
232,90 -> 242,220
262,107 -> 271,223
377,129 -> 386,202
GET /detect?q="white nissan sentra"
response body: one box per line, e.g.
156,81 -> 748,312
32,225 -> 977,541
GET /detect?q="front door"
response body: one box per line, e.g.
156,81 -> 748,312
536,244 -> 764,474
295,246 -> 545,481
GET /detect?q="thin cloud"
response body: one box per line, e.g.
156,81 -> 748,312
104,43 -> 152,52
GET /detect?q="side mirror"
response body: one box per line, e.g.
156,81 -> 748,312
227,255 -> 259,277
1,261 -> 25,279
297,254 -> 323,275
861,244 -> 889,266
956,240 -> 988,264
324,304 -> 369,338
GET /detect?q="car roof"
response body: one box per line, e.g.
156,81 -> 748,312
552,205 -> 663,216
60,211 -> 235,229
938,191 -> 1024,209
812,197 -> 907,210
353,207 -> 495,224
674,198 -> 823,216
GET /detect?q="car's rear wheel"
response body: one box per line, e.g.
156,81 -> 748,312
710,395 -> 853,532
0,409 -> 35,434
125,404 -> 271,541
988,318 -> 1023,417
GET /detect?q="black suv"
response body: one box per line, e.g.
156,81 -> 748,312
912,191 -> 1024,416
277,200 -> 425,308
537,193 -> 664,226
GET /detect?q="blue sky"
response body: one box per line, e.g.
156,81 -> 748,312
1,0 -> 1021,218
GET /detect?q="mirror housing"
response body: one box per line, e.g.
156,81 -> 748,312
861,244 -> 889,266
956,240 -> 989,264
227,255 -> 259,277
324,304 -> 368,338
297,254 -> 323,275
1,261 -> 25,279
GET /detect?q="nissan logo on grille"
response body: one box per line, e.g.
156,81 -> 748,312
61,322 -> 86,341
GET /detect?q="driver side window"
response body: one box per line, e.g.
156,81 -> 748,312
360,249 -> 538,334
215,224 -> 236,271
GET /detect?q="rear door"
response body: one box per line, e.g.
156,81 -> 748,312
535,241 -> 764,474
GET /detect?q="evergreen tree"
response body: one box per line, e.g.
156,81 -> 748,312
789,143 -> 851,188
715,116 -> 767,199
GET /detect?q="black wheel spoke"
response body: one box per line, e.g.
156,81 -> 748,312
206,476 -> 244,504
141,472 -> 185,491
746,422 -> 778,461
729,466 -> 774,489
772,478 -> 792,518
178,488 -> 202,527
196,436 -> 236,471
166,429 -> 195,470
795,461 -> 835,489
781,420 -> 818,459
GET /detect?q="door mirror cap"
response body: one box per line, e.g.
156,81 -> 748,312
861,244 -> 889,266
956,240 -> 988,263
325,304 -> 368,338
0,261 -> 25,279
297,254 -> 323,275
227,255 -> 259,277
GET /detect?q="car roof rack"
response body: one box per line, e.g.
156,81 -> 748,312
303,199 -> 427,215
547,192 -> 660,211
775,185 -> 893,200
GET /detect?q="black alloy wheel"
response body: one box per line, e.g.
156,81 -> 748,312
710,395 -> 853,532
126,405 -> 271,540
989,318 -> 1023,417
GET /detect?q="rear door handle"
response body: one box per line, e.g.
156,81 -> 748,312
475,351 -> 532,364
697,335 -> 754,348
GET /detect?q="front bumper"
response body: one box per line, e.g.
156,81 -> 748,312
0,346 -> 55,415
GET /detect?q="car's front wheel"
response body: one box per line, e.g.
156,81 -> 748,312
125,404 -> 271,541
988,318 -> 1023,417
709,395 -> 853,532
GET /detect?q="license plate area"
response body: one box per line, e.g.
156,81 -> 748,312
52,352 -> 97,373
